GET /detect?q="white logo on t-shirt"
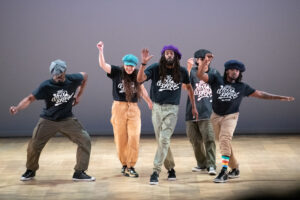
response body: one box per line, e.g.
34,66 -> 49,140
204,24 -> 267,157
216,85 -> 239,101
51,90 -> 74,106
117,82 -> 136,94
118,83 -> 125,93
194,80 -> 212,101
157,75 -> 180,92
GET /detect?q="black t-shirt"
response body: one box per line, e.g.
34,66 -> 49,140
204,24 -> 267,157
32,73 -> 83,121
144,63 -> 190,105
186,67 -> 219,121
107,65 -> 138,102
208,72 -> 255,115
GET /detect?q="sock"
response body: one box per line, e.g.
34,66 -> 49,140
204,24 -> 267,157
221,155 -> 230,170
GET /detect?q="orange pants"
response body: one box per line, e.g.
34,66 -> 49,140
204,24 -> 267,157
111,101 -> 141,168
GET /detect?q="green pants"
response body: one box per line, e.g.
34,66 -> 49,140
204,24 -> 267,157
186,120 -> 216,169
26,117 -> 91,171
152,103 -> 179,174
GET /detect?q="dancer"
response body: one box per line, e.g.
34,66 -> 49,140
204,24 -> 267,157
184,49 -> 217,175
10,59 -> 95,181
97,41 -> 152,177
137,45 -> 198,185
197,58 -> 295,183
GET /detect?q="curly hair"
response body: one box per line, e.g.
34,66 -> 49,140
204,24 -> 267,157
121,67 -> 142,102
158,53 -> 181,83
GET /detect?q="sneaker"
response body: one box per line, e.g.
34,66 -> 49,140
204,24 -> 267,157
192,166 -> 207,172
149,171 -> 159,185
214,169 -> 228,183
72,171 -> 96,181
121,165 -> 127,174
124,167 -> 139,178
228,168 -> 240,179
20,169 -> 35,181
167,168 -> 176,181
208,167 -> 217,175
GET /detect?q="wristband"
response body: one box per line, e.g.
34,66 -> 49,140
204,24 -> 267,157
141,63 -> 147,66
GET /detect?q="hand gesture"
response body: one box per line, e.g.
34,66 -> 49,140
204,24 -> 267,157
141,48 -> 153,65
187,58 -> 194,73
9,106 -> 18,115
97,41 -> 104,51
281,96 -> 295,101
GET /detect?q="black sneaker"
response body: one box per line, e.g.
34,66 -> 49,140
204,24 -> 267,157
72,171 -> 96,181
149,171 -> 159,185
214,169 -> 228,183
121,165 -> 127,174
228,168 -> 240,179
124,167 -> 139,178
167,168 -> 176,181
20,169 -> 35,181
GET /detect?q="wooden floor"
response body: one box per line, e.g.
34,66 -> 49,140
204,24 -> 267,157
0,135 -> 300,200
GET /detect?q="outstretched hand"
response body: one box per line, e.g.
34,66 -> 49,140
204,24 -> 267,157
281,96 -> 295,101
9,106 -> 18,115
141,48 -> 153,65
97,41 -> 104,51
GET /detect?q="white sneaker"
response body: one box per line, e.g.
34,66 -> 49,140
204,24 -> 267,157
192,166 -> 206,172
208,167 -> 216,175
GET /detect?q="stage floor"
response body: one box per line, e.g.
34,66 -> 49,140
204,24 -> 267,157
0,135 -> 300,200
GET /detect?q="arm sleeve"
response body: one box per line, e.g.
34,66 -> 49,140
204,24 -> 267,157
244,83 -> 256,96
32,84 -> 46,100
107,65 -> 120,79
144,63 -> 156,81
68,73 -> 84,87
181,67 -> 190,84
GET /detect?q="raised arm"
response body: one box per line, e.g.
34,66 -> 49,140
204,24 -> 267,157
249,90 -> 295,101
185,84 -> 199,120
187,58 -> 194,75
137,48 -> 153,83
10,94 -> 36,115
73,72 -> 88,106
140,84 -> 153,110
183,58 -> 194,91
196,57 -> 210,83
97,41 -> 111,74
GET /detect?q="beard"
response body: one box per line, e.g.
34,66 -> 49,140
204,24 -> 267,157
227,73 -> 239,82
166,57 -> 174,65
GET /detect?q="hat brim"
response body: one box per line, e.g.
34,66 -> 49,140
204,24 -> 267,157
52,69 -> 65,76
123,62 -> 137,67
225,66 -> 245,72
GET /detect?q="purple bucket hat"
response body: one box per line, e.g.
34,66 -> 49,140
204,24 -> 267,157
161,45 -> 182,60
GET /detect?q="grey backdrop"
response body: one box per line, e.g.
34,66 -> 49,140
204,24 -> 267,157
1,0 -> 299,137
